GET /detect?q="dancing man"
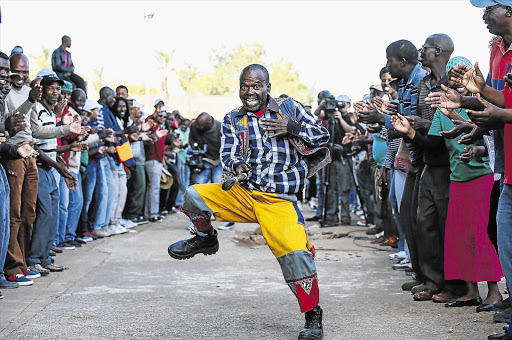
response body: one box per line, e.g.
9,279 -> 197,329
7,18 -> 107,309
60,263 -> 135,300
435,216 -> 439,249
168,64 -> 330,339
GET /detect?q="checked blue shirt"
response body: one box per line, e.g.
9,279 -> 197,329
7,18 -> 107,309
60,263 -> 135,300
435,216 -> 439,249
221,98 -> 329,195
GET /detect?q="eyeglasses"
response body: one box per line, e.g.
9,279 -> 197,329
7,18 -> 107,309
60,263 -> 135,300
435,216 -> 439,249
420,45 -> 443,52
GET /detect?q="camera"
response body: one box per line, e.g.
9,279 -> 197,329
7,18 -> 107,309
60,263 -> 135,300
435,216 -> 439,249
187,142 -> 207,174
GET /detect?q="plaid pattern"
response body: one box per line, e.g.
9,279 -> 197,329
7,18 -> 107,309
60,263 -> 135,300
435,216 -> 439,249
221,98 -> 329,195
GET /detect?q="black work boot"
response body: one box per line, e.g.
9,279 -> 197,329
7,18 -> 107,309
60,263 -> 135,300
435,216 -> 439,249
168,228 -> 219,260
298,305 -> 323,340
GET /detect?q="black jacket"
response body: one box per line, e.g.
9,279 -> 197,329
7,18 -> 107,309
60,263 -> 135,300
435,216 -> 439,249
51,46 -> 75,74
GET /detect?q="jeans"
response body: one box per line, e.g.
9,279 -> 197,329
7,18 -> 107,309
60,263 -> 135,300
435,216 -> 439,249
145,160 -> 163,218
0,165 -> 10,275
55,172 -> 69,245
175,158 -> 190,207
389,168 -> 406,253
27,167 -> 59,267
103,157 -> 117,227
110,162 -> 127,225
63,172 -> 83,242
315,168 -> 325,217
325,159 -> 352,223
196,162 -> 222,184
497,184 -> 512,330
81,158 -> 108,232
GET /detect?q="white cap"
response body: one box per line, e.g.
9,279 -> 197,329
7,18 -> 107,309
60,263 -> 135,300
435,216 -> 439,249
126,95 -> 135,101
35,68 -> 57,79
160,106 -> 169,112
133,101 -> 144,109
83,99 -> 102,113
154,98 -> 165,106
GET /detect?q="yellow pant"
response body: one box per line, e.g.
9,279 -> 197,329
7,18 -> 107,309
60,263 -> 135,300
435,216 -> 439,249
182,183 -> 319,312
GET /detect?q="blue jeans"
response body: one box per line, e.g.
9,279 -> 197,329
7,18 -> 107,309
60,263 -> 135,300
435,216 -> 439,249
315,168 -> 325,217
62,172 -> 83,242
55,172 -> 69,245
389,168 -> 406,253
27,167 -> 59,267
196,163 -> 222,184
175,158 -> 190,206
145,160 -> 163,218
497,184 -> 512,330
0,165 -> 10,274
81,158 -> 108,232
103,157 -> 117,227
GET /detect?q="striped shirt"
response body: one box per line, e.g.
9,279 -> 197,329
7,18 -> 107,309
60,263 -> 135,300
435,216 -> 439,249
221,98 -> 329,195
383,63 -> 428,171
34,102 -> 58,161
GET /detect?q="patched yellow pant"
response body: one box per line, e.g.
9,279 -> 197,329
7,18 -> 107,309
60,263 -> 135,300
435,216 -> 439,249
181,183 -> 320,312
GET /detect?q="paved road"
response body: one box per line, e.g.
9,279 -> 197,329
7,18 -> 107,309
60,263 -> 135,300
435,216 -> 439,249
0,205 -> 506,340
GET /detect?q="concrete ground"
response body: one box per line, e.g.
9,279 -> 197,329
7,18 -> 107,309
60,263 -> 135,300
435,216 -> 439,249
0,204 -> 507,340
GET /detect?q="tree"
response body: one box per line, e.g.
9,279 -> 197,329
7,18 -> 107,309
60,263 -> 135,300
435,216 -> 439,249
29,45 -> 51,76
155,49 -> 175,102
270,60 -> 312,103
177,43 -> 267,95
91,67 -> 104,93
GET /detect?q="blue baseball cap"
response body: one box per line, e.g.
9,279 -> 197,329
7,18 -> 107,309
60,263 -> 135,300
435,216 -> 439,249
470,0 -> 512,7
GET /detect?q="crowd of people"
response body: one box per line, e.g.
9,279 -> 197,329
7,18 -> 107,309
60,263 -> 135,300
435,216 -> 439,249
3,1 -> 512,339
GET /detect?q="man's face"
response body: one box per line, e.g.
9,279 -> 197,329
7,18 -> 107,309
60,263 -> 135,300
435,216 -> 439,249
130,107 -> 141,120
180,120 -> 190,131
73,93 -> 86,112
483,5 -> 509,36
43,82 -> 61,107
60,90 -> 71,102
116,87 -> 128,98
116,100 -> 127,119
90,108 -> 98,120
419,38 -> 438,68
239,69 -> 270,112
381,72 -> 393,94
155,112 -> 166,124
0,58 -> 9,82
0,80 -> 11,98
10,57 -> 29,90
386,53 -> 402,79
105,90 -> 116,107
66,38 -> 72,48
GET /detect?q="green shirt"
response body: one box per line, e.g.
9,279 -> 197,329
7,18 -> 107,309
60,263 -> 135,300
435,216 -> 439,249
428,108 -> 491,182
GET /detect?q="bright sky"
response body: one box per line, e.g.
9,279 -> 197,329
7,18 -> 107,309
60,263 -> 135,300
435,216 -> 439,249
0,0 -> 494,107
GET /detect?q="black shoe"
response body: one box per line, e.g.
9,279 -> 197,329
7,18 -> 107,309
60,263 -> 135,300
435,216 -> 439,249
49,250 -> 57,257
321,220 -> 339,227
495,297 -> 511,310
149,216 -> 163,223
50,246 -> 63,253
68,240 -> 82,247
168,229 -> 219,260
494,306 -> 512,323
305,215 -> 321,222
445,297 -> 482,307
478,302 -> 499,313
366,226 -> 383,235
488,330 -> 512,340
298,305 -> 323,340
401,279 -> 422,292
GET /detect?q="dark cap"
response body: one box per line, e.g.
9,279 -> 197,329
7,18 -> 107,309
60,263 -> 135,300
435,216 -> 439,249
40,74 -> 65,87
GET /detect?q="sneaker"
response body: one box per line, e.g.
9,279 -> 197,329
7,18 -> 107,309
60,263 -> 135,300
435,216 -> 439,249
149,215 -> 163,223
49,250 -> 57,257
67,240 -> 82,247
159,210 -> 169,215
366,226 -> 383,235
74,237 -> 87,244
392,258 -> 412,270
28,264 -> 50,276
218,222 -> 235,230
58,242 -> 75,250
95,229 -> 112,238
50,245 -> 63,253
23,269 -> 41,279
44,264 -> 65,272
0,276 -> 19,289
84,231 -> 100,240
120,219 -> 138,229
7,274 -> 33,286
110,224 -> 128,235
135,216 -> 149,225
168,228 -> 219,260
375,231 -> 384,238
82,235 -> 94,242
389,251 -> 406,261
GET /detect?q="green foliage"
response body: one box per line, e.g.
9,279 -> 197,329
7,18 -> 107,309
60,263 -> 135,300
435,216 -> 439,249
29,45 -> 51,76
177,43 -> 269,96
270,60 -> 311,103
155,49 -> 175,98
91,67 -> 104,93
